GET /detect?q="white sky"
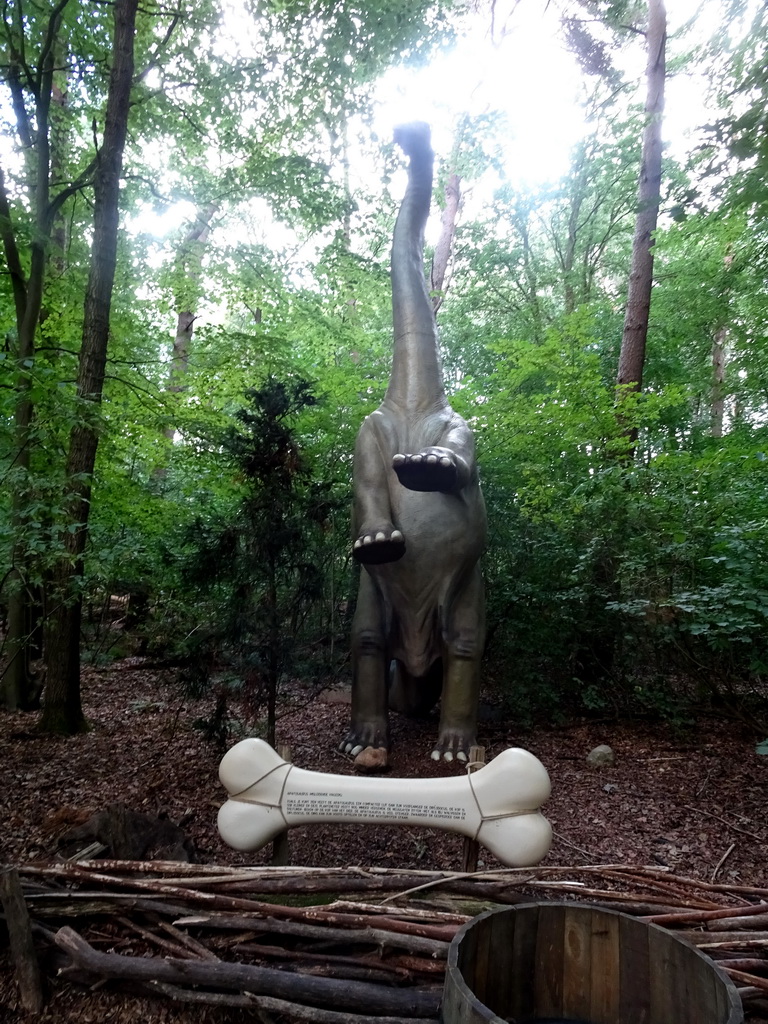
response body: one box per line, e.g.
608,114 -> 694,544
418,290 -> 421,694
372,2 -> 587,190
373,0 -> 734,191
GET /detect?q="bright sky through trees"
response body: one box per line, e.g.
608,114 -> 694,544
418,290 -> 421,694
374,0 -> 736,192
373,1 -> 587,190
130,0 -> 751,249
120,0 -> 759,330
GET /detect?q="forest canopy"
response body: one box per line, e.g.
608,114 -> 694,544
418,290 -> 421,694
1,0 -> 767,735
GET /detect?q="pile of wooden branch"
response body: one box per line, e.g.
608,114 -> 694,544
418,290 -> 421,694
3,861 -> 768,1022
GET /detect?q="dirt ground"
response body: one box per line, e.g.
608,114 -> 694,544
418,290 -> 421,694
2,659 -> 768,1021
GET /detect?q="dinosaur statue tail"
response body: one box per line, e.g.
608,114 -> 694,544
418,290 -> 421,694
386,122 -> 446,412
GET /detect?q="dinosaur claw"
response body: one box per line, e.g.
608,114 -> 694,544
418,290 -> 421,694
353,525 -> 406,565
430,749 -> 441,761
457,750 -> 468,762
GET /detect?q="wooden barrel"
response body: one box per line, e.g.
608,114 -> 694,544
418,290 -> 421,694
442,902 -> 743,1024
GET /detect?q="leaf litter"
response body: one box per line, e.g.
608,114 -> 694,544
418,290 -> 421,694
2,659 -> 768,1021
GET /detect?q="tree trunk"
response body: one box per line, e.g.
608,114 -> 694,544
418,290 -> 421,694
55,926 -> 442,1018
430,172 -> 461,313
339,117 -> 353,249
41,0 -> 139,734
154,203 -> 218,479
562,141 -> 589,315
711,327 -> 727,438
0,6 -> 62,708
516,205 -> 545,344
615,0 -> 666,453
4,241 -> 45,709
710,248 -> 733,439
3,586 -> 43,712
169,202 -> 218,399
266,550 -> 279,748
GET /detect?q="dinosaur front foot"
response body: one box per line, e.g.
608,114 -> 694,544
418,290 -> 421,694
430,726 -> 475,763
393,451 -> 458,493
353,524 -> 405,564
340,723 -> 388,757
340,723 -> 390,771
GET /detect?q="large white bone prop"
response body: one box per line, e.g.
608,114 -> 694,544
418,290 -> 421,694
218,739 -> 552,868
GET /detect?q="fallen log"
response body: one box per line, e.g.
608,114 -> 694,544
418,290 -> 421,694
11,860 -> 768,1024
597,867 -> 723,909
142,980 -> 439,1023
251,903 -> 457,942
524,881 -> 713,908
19,861 -> 528,905
239,948 -> 412,986
685,934 -> 768,948
29,859 -> 768,918
719,959 -> 768,972
174,912 -> 450,957
645,900 -> 768,926
722,967 -> 768,994
29,866 -> 459,941
147,912 -> 220,960
115,912 -> 222,961
22,860 -> 768,899
54,925 -> 442,1018
708,913 -> 768,931
324,900 -> 470,924
386,954 -> 445,975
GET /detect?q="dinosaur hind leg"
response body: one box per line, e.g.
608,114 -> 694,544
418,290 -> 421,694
433,568 -> 485,762
342,573 -> 390,767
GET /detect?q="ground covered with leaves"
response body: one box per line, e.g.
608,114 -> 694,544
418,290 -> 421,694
2,659 -> 768,1022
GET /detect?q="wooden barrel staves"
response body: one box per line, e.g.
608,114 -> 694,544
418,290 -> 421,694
442,903 -> 744,1024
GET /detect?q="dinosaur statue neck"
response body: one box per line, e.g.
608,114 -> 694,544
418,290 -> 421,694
385,126 -> 447,414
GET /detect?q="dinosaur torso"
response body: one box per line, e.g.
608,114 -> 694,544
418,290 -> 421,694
355,402 -> 485,676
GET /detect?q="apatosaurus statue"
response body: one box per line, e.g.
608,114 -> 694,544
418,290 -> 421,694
341,122 -> 487,768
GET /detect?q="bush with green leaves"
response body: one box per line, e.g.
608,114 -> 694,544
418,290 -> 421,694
468,311 -> 768,727
150,375 -> 348,745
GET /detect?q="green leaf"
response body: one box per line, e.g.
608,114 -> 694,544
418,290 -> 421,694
756,739 -> 768,756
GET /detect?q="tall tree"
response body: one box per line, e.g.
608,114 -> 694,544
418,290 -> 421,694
0,0 -> 101,709
153,200 -> 219,479
431,165 -> 462,312
615,0 -> 666,449
41,0 -> 139,733
438,100 -> 639,386
429,115 -> 491,313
